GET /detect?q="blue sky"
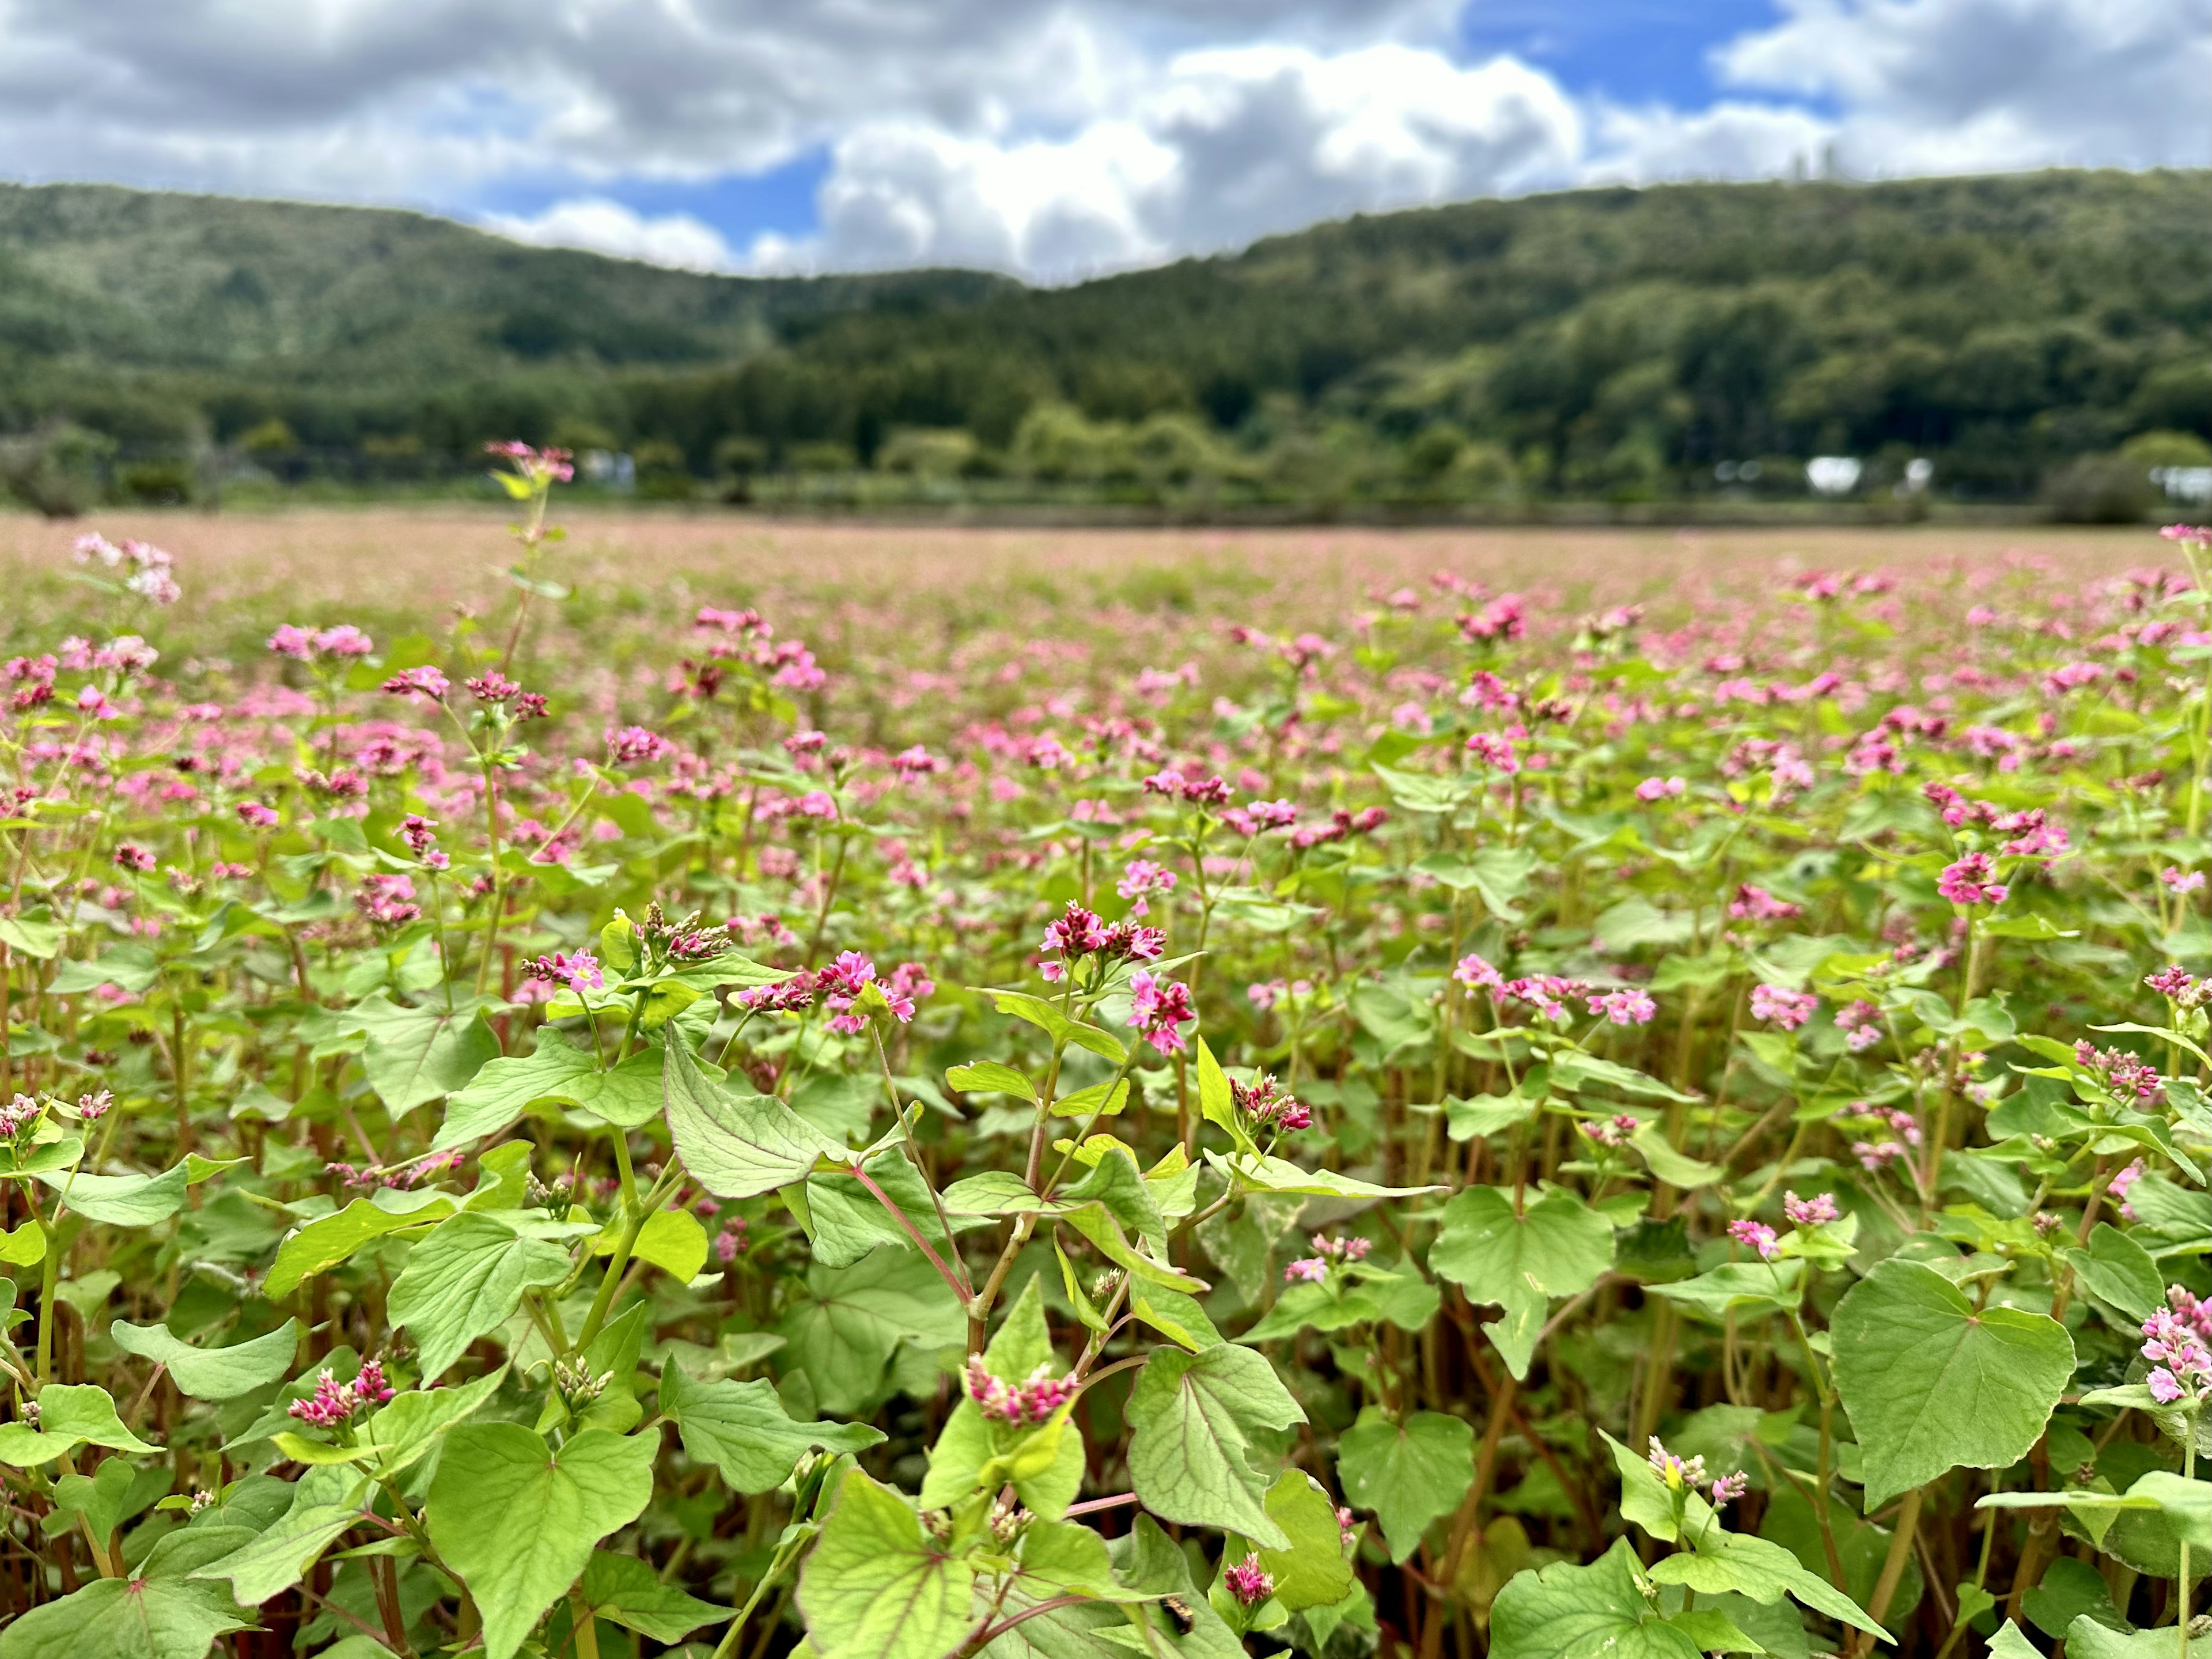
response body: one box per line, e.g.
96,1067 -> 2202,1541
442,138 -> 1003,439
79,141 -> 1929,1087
3,0 -> 2203,279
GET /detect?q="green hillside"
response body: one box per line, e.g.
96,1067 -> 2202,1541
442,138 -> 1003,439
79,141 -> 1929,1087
2,169 -> 2207,511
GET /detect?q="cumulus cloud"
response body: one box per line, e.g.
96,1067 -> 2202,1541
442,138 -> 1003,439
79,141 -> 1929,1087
0,0 -> 2200,280
762,44 -> 1581,279
481,198 -> 738,271
1715,0 -> 2210,175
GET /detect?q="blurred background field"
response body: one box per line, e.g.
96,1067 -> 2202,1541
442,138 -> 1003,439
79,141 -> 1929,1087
0,508 -> 2145,663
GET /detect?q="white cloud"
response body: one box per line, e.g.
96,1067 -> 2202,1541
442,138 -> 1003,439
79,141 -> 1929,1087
763,43 -> 1582,279
1715,0 -> 2211,175
0,0 -> 2200,280
480,198 -> 738,271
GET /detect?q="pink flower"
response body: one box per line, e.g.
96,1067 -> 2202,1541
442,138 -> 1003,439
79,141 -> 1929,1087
485,440 -> 575,484
1783,1191 -> 1839,1226
1586,988 -> 1657,1026
315,625 -> 374,658
112,843 -> 156,873
354,873 -> 422,927
1127,970 -> 1195,1055
2161,866 -> 2205,894
1729,884 -> 1801,922
607,726 -> 671,766
382,666 -> 450,700
963,1355 -> 1073,1426
1465,732 -> 1520,772
1635,776 -> 1685,802
1937,853 -> 2006,906
1116,859 -> 1178,915
1232,1074 -> 1310,1132
1453,952 -> 1503,991
1708,1471 -> 1749,1503
236,801 -> 280,828
1728,1219 -> 1779,1259
1222,1554 -> 1275,1608
1749,984 -> 1816,1031
527,950 -> 604,994
268,624 -> 316,660
1283,1257 -> 1328,1284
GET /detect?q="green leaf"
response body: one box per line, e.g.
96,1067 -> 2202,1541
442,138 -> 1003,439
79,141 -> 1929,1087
1629,1124 -> 1724,1188
1431,1188 -> 1613,1378
435,1032 -> 612,1148
0,1526 -> 256,1659
1831,1258 -> 2075,1509
666,1029 -> 846,1199
191,1500 -> 363,1605
2065,1224 -> 2162,1321
592,1207 -> 709,1283
797,1469 -> 978,1659
1126,1343 -> 1306,1547
946,1061 -> 1036,1101
1490,1537 -> 1699,1659
983,988 -> 1127,1063
1195,1037 -> 1240,1139
37,1163 -> 190,1226
387,1212 -> 570,1379
1207,1149 -> 1443,1200
777,1249 -> 965,1417
354,1366 -> 508,1478
661,1366 -> 885,1493
1652,1260 -> 1804,1323
578,1550 -> 732,1643
1648,1531 -> 1891,1642
109,1320 -> 300,1400
0,1383 -> 160,1465
350,993 -> 501,1115
1338,1408 -> 1474,1563
426,1425 -> 656,1659
263,1190 -> 457,1300
1247,1471 -> 1355,1611
2066,1617 -> 2212,1659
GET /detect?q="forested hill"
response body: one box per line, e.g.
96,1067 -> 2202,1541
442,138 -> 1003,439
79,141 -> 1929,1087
2,168 -> 2207,507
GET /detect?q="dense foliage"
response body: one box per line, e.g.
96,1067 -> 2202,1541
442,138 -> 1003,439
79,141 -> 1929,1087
0,456 -> 2203,1659
3,171 -> 2208,512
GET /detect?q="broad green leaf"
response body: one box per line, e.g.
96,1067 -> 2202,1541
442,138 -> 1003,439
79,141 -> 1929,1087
1245,1471 -> 1355,1611
2066,1617 -> 2212,1659
37,1163 -> 190,1226
1431,1188 -> 1613,1378
1652,1260 -> 1804,1323
0,1526 -> 256,1659
1195,1037 -> 1239,1138
434,1032 -> 597,1147
1206,1149 -> 1444,1199
0,1383 -> 160,1465
983,988 -> 1126,1064
1338,1408 -> 1473,1563
1647,1531 -> 1891,1641
110,1320 -> 300,1400
578,1550 -> 732,1643
1629,1124 -> 1724,1188
666,1029 -> 846,1199
1831,1258 -> 2074,1508
798,1469 -> 978,1659
191,1501 -> 362,1605
777,1248 -> 966,1416
350,993 -> 501,1115
426,1425 -> 656,1659
661,1366 -> 886,1493
946,1061 -> 1036,1101
1126,1343 -> 1306,1547
592,1207 -> 709,1283
1490,1537 -> 1700,1659
355,1366 -> 508,1478
2065,1224 -> 2162,1321
263,1190 -> 457,1299
387,1212 -> 570,1379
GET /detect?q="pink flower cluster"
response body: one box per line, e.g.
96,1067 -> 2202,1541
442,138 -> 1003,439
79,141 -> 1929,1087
2141,1287 -> 2212,1404
1729,884 -> 1801,922
1142,768 -> 1233,806
269,624 -> 374,662
1783,1191 -> 1839,1225
1116,859 -> 1178,915
1578,1113 -> 1639,1150
1285,1231 -> 1372,1282
1728,1219 -> 1780,1259
1465,732 -> 1520,772
1127,969 -> 1195,1054
1587,987 -> 1657,1025
527,950 -> 605,995
1222,1553 -> 1277,1608
2073,1043 -> 2162,1101
1038,901 -> 1165,983
1840,1103 -> 1922,1171
1749,984 -> 1817,1031
963,1355 -> 1074,1426
287,1359 -> 394,1429
486,440 -> 575,483
355,873 -> 421,927
0,1093 -> 41,1141
1232,1074 -> 1309,1132
1936,852 -> 2006,906
74,533 -> 180,605
2144,966 -> 2207,1009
